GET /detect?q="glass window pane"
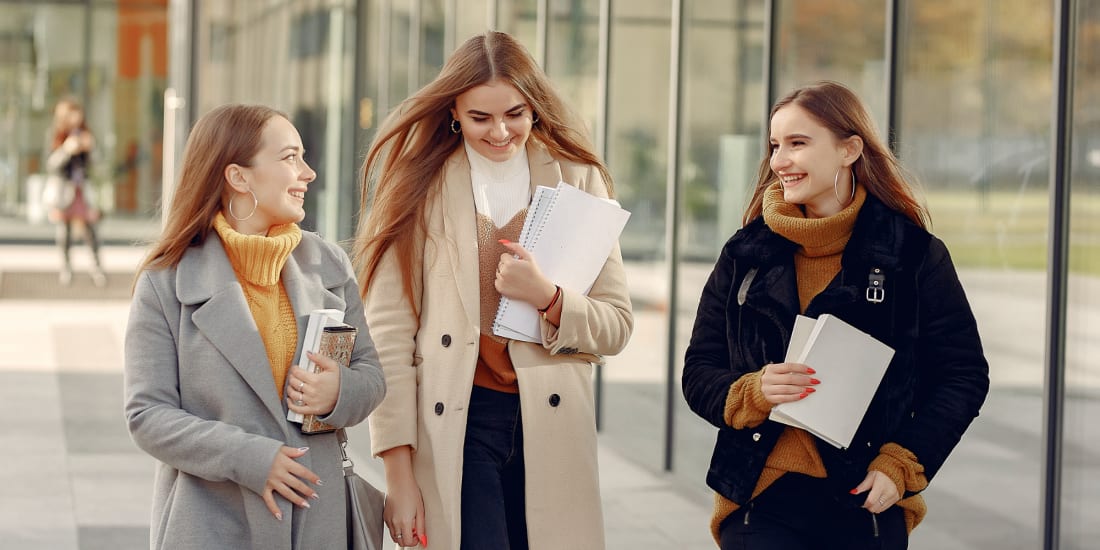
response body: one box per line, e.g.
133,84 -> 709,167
772,0 -> 887,130
599,0 -> 671,475
193,0 -> 358,238
672,0 -> 768,508
897,1 -> 1051,548
1063,1 -> 1100,547
545,0 -> 599,131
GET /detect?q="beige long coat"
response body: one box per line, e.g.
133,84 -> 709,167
365,141 -> 633,550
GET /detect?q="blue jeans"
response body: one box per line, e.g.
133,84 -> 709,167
460,386 -> 528,550
718,473 -> 908,550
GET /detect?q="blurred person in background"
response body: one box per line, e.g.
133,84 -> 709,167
124,104 -> 386,550
45,98 -> 104,286
682,80 -> 989,550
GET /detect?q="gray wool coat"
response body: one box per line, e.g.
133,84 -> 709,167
124,230 -> 386,550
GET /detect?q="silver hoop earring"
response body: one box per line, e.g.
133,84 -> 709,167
450,119 -> 461,134
229,189 -> 258,221
532,112 -> 540,125
834,167 -> 856,207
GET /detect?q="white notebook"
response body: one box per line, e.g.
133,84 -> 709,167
287,309 -> 346,423
492,182 -> 630,343
768,314 -> 895,449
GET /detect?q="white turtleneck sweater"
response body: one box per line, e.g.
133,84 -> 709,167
465,140 -> 531,228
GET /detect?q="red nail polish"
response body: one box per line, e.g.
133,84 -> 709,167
798,392 -> 808,399
850,488 -> 858,495
806,367 -> 816,374
809,378 -> 821,385
420,534 -> 428,546
804,387 -> 815,393
498,239 -> 510,244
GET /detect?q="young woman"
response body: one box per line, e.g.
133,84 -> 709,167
46,98 -> 105,286
355,31 -> 633,550
124,104 -> 386,550
682,81 -> 989,549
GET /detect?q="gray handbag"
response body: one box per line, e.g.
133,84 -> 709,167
339,429 -> 386,550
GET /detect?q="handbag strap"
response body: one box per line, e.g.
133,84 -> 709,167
337,428 -> 354,468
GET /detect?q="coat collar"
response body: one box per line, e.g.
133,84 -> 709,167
175,233 -> 345,427
440,140 -> 562,327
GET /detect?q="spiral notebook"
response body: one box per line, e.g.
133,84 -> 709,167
492,182 -> 631,343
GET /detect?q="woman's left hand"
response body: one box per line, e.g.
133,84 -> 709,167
851,470 -> 900,514
285,352 -> 342,416
496,240 -> 557,309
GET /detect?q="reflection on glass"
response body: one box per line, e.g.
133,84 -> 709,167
897,1 -> 1050,549
672,0 -> 768,503
1063,2 -> 1100,548
772,0 -> 886,130
598,0 -> 672,475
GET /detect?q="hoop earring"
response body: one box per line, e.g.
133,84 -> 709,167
834,167 -> 856,207
229,189 -> 258,221
450,119 -> 461,134
532,112 -> 540,125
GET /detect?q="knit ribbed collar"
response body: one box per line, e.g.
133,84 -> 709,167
762,181 -> 868,258
212,212 -> 302,286
464,139 -> 530,181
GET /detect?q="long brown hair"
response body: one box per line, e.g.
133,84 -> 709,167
51,97 -> 90,149
135,104 -> 284,276
354,31 -> 612,312
743,81 -> 929,229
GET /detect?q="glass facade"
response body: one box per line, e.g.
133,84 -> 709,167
1,1 -> 1095,548
0,0 -> 168,244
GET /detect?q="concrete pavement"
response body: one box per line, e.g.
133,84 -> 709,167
0,244 -> 714,550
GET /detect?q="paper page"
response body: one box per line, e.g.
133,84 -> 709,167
493,182 -> 631,343
768,314 -> 894,449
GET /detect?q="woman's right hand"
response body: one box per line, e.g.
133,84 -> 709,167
382,445 -> 426,547
262,446 -> 321,520
385,469 -> 426,547
759,362 -> 820,405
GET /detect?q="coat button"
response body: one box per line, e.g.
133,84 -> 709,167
548,394 -> 561,407
441,334 -> 451,347
752,432 -> 761,442
434,402 -> 444,415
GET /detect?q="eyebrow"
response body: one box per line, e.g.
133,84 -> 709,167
770,133 -> 813,142
466,104 -> 527,117
279,144 -> 304,155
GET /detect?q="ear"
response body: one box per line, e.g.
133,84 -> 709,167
449,106 -> 458,121
223,164 -> 250,194
842,135 -> 864,167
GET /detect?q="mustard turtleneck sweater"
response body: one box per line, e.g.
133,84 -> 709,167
710,183 -> 927,541
212,212 -> 303,399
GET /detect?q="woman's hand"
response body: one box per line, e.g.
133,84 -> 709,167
262,446 -> 321,520
285,352 -> 341,417
495,239 -> 557,309
759,362 -> 820,405
852,469 -> 900,514
382,447 -> 427,547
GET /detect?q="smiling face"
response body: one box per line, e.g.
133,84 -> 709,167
226,115 -> 315,235
769,104 -> 861,219
451,79 -> 535,162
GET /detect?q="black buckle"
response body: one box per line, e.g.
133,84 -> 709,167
866,268 -> 885,303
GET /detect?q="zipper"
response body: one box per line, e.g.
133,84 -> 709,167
743,502 -> 753,526
871,513 -> 880,538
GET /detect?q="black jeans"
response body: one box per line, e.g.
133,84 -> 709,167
460,386 -> 528,550
718,474 -> 908,550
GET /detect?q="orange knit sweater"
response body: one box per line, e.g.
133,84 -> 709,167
213,213 -> 302,398
709,183 -> 927,542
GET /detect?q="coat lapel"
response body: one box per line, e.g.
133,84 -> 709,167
441,151 -> 481,328
178,236 -> 289,427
